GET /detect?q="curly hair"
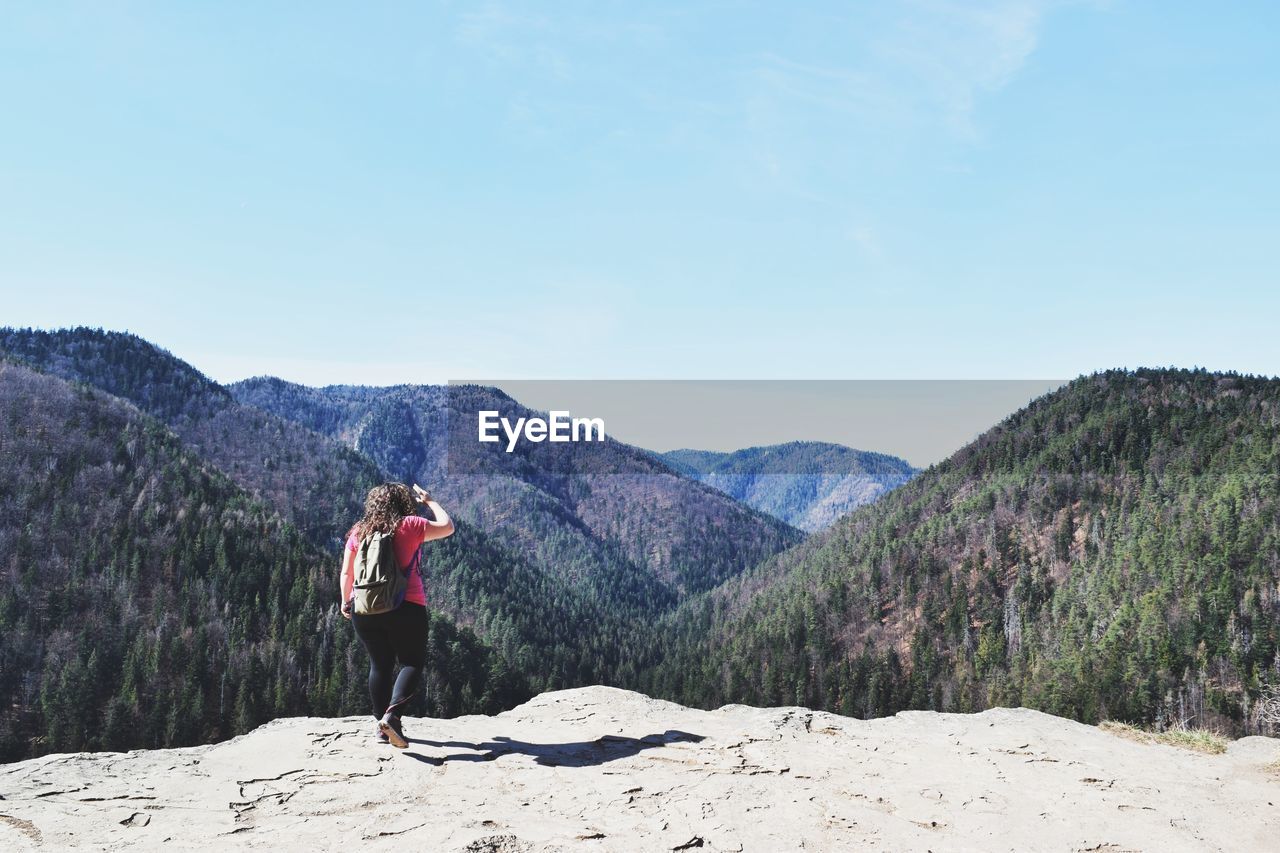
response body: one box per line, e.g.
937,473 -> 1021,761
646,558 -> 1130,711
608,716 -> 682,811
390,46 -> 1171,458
349,482 -> 416,540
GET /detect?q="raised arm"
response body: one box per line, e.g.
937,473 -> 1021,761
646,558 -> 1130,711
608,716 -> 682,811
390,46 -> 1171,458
413,484 -> 456,541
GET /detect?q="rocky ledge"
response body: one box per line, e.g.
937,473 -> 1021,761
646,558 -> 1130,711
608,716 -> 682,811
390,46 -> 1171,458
1,686 -> 1277,851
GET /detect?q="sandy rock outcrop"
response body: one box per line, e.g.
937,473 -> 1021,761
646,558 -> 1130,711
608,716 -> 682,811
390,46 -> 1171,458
1,686 -> 1277,851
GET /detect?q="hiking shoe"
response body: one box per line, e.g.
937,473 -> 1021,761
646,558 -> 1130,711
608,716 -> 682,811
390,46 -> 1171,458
378,713 -> 408,749
375,724 -> 389,745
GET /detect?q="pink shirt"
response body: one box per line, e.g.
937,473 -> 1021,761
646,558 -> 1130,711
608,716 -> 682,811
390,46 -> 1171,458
345,515 -> 429,607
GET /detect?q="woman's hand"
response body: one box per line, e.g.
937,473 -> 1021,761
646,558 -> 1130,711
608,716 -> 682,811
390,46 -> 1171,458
413,485 -> 456,540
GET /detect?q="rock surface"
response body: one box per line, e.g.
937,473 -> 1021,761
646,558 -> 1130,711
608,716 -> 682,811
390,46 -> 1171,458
1,686 -> 1277,851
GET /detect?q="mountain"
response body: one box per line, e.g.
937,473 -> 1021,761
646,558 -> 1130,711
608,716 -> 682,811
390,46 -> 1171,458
0,327 -> 382,549
231,379 -> 804,600
660,441 -> 916,531
229,380 -> 804,637
646,369 -> 1280,736
3,685 -> 1276,851
0,329 -> 683,705
9,329 -> 1278,761
0,359 -> 526,762
0,329 -> 801,727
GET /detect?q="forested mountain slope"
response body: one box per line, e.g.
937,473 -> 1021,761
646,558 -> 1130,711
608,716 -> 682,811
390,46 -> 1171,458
661,441 -> 916,531
0,328 -> 381,548
0,329 -> 682,699
645,369 -> 1280,735
13,328 -> 1272,756
0,361 -> 526,762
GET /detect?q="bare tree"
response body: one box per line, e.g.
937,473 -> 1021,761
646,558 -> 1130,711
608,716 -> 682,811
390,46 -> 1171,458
1258,683 -> 1280,729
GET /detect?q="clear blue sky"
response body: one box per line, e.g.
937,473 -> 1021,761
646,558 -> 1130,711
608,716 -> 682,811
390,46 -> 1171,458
3,2 -> 1277,385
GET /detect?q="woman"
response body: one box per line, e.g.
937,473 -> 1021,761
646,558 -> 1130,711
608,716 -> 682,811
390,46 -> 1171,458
341,482 -> 455,748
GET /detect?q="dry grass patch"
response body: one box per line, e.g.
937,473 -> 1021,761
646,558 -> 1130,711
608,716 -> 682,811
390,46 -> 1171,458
1100,720 -> 1228,755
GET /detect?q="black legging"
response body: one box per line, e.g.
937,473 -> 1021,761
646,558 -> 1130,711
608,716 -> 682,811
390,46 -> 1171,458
351,602 -> 428,719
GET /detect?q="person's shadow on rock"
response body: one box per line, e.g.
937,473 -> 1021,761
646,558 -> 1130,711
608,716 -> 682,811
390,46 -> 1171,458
399,730 -> 704,767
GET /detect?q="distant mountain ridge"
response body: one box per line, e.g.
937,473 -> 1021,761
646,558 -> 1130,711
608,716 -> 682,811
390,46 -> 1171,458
230,378 -> 803,600
661,441 -> 916,531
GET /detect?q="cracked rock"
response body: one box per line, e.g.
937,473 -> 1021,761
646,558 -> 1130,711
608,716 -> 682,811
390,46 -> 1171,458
0,686 -> 1274,851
